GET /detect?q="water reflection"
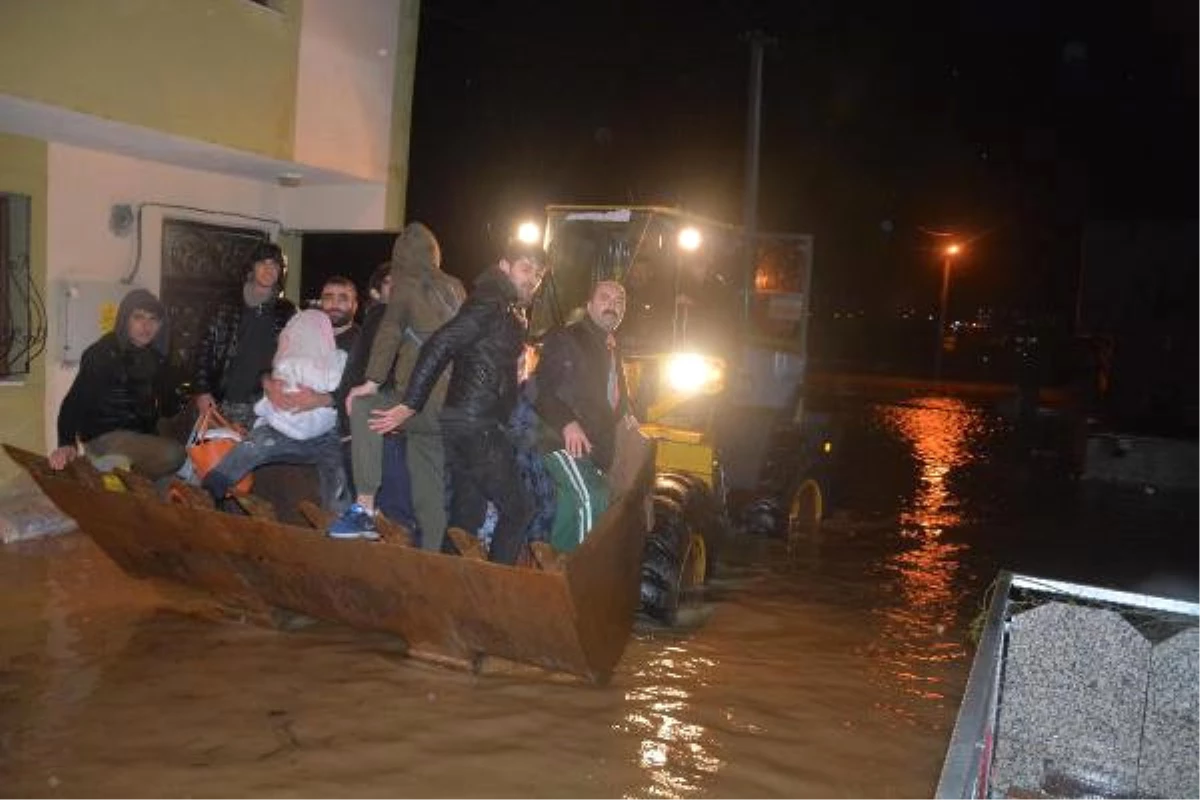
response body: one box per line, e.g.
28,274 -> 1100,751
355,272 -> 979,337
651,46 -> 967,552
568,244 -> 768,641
619,644 -> 723,798
871,398 -> 984,723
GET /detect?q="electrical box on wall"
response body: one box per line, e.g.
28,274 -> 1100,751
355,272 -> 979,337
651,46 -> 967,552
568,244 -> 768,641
58,280 -> 142,365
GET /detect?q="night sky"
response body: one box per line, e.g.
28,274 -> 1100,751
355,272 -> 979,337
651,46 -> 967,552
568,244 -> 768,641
404,0 -> 1197,323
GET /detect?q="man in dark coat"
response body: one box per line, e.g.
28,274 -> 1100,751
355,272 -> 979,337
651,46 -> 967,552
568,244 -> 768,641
367,237 -> 546,565
50,288 -> 185,479
192,242 -> 296,429
533,280 -> 632,472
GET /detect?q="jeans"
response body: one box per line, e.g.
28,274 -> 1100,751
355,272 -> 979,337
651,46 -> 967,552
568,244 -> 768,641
203,425 -> 350,514
376,434 -> 419,541
443,421 -> 533,565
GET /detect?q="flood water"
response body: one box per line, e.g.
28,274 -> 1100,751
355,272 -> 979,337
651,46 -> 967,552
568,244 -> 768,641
1,395 -> 1196,798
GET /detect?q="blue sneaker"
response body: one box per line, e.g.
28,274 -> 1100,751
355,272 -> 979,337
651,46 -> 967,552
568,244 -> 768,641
327,503 -> 380,540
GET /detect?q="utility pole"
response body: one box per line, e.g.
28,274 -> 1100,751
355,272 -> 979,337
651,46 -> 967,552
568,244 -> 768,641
934,254 -> 951,380
934,243 -> 960,381
741,30 -> 775,325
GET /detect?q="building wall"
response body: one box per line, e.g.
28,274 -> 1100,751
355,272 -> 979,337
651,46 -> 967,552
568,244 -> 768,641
38,143 -> 398,452
0,2 -> 421,468
386,0 -> 422,228
42,143 -> 286,451
281,184 -> 389,231
293,0 -> 399,182
0,0 -> 303,161
0,134 -> 48,483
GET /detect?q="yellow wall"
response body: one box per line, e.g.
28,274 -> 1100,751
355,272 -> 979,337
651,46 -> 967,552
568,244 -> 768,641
0,0 -> 302,161
385,0 -> 421,229
0,134 -> 47,483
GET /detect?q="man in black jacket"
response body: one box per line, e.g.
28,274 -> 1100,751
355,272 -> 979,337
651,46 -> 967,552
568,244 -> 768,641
49,288 -> 185,479
192,242 -> 296,429
534,280 -> 632,472
367,238 -> 546,564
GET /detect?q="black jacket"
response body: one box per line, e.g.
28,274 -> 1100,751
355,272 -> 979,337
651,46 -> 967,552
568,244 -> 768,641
534,315 -> 631,470
192,291 -> 295,400
57,290 -> 171,447
341,302 -> 387,393
402,267 -> 527,426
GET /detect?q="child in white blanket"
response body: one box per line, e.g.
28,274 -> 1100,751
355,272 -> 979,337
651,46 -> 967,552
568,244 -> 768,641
253,309 -> 347,440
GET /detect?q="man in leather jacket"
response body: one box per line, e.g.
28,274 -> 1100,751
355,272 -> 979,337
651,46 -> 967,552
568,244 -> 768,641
192,242 -> 296,429
367,238 -> 546,565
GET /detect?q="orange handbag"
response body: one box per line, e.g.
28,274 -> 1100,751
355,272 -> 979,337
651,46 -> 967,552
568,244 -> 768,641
187,407 -> 254,495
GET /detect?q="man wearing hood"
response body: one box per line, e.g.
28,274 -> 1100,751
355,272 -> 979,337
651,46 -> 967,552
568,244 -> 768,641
49,288 -> 186,479
366,236 -> 547,565
335,223 -> 465,546
192,242 -> 296,429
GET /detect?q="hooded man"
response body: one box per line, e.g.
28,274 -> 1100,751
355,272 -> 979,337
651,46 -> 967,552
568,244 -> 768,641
49,288 -> 186,479
192,242 -> 297,430
365,236 -> 547,565
334,223 -> 466,546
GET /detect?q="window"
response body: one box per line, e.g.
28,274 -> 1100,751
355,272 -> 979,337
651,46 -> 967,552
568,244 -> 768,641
0,193 -> 46,379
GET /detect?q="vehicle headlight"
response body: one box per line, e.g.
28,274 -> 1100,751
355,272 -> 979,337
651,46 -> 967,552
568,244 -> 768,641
663,352 -> 725,395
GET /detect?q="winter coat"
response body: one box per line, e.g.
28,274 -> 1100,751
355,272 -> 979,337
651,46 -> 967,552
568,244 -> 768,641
341,302 -> 387,392
401,266 -> 528,427
56,289 -> 170,446
192,288 -> 295,399
364,223 -> 465,413
534,315 -> 631,471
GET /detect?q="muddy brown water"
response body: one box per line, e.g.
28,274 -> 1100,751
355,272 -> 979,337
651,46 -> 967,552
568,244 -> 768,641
1,396 -> 1195,798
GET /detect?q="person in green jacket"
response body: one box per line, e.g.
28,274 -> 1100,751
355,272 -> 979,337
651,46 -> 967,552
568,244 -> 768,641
333,223 -> 465,548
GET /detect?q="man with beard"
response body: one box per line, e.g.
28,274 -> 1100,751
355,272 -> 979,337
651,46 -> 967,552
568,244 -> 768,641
319,275 -> 360,355
202,276 -> 360,513
50,288 -> 185,479
531,281 -> 635,551
315,275 -> 360,438
366,237 -> 546,565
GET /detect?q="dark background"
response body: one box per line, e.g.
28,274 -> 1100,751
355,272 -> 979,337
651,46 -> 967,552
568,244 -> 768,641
307,0 -> 1197,427
404,0 -> 1196,298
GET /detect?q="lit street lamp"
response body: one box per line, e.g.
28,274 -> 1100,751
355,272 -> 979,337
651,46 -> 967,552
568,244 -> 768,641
934,243 -> 961,380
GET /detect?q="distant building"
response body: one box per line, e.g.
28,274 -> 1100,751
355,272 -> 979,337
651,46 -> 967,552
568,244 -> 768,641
1077,219 -> 1199,434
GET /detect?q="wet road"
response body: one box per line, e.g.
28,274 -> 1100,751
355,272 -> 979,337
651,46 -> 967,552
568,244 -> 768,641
1,395 -> 1195,798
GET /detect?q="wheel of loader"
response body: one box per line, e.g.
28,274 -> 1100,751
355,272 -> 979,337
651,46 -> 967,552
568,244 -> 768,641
788,478 -> 823,537
655,470 -> 726,583
667,530 -> 707,627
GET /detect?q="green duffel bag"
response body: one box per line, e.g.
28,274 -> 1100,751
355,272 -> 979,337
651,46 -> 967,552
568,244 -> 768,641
542,450 -> 610,552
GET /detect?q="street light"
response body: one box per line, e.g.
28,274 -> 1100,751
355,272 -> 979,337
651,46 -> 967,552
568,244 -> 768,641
934,243 -> 962,381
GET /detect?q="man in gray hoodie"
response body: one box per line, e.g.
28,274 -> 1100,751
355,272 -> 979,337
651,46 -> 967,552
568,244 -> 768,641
335,223 -> 465,547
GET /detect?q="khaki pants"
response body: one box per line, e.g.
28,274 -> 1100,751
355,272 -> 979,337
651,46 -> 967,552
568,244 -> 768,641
350,391 -> 447,551
87,430 -> 187,480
